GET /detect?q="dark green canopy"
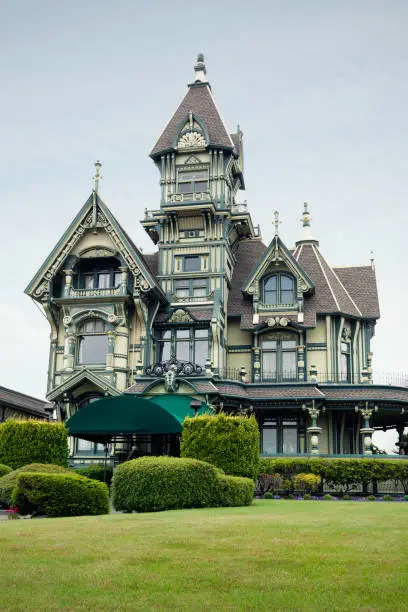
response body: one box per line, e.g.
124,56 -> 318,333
66,393 -> 211,443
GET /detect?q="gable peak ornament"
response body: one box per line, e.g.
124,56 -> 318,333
92,160 -> 103,194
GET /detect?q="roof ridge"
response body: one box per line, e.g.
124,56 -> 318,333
312,244 -> 340,310
0,385 -> 49,406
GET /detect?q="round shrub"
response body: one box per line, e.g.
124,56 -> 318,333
323,494 -> 334,501
0,464 -> 12,478
258,472 -> 283,494
382,494 -> 393,501
367,495 -> 377,501
0,420 -> 68,469
112,456 -> 222,513
217,474 -> 254,507
74,465 -> 113,486
264,492 -> 274,499
0,463 -> 72,507
303,493 -> 312,500
293,473 -> 321,493
12,473 -> 109,517
342,494 -> 351,501
181,414 -> 259,479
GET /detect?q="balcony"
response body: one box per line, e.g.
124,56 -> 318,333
170,292 -> 214,306
59,285 -> 129,300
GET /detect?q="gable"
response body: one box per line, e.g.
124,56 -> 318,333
242,236 -> 314,297
25,193 -> 165,301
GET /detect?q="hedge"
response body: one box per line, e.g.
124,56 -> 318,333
74,465 -> 113,486
0,463 -> 72,507
180,413 -> 259,479
12,473 -> 109,517
0,464 -> 12,478
217,474 -> 254,507
0,420 -> 68,469
258,457 -> 408,493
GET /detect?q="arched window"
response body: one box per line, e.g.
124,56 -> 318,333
261,332 -> 297,382
263,274 -> 295,306
77,319 -> 108,365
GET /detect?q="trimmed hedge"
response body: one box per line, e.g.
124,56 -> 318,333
112,456 -> 221,512
12,473 -> 109,517
217,474 -> 254,507
258,457 -> 408,493
112,456 -> 254,513
74,465 -> 113,486
0,463 -> 72,507
180,413 -> 259,479
0,420 -> 68,469
0,464 -> 12,478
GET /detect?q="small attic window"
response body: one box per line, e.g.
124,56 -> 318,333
263,274 -> 295,306
178,169 -> 208,194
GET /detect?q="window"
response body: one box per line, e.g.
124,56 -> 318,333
177,169 -> 208,194
263,274 -> 295,306
77,319 -> 108,365
76,397 -> 104,454
157,328 -> 210,366
340,341 -> 350,382
75,257 -> 122,290
174,278 -> 208,298
261,334 -> 297,381
261,416 -> 298,454
183,256 -> 201,272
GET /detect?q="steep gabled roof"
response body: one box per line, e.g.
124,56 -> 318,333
228,238 -> 267,317
151,82 -> 234,157
25,193 -> 166,302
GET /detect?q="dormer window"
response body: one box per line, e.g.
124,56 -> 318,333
263,274 -> 295,306
177,169 -> 208,194
75,257 -> 122,290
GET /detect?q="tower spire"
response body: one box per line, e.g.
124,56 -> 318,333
296,202 -> 318,245
194,53 -> 207,83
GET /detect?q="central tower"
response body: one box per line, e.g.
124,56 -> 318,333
142,55 -> 259,373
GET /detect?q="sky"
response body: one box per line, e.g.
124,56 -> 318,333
1,0 -> 407,451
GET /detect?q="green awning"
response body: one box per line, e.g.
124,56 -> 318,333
65,394 -> 212,443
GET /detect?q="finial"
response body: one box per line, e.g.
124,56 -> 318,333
302,202 -> 311,227
369,251 -> 375,270
93,160 -> 103,194
194,53 -> 207,82
273,210 -> 281,237
296,202 -> 318,245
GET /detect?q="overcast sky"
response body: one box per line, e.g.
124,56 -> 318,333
1,1 -> 407,451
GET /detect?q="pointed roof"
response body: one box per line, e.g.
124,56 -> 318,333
242,234 -> 314,295
25,192 -> 166,302
150,56 -> 235,157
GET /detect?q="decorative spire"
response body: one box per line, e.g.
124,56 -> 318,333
297,202 -> 317,244
273,210 -> 281,237
93,160 -> 102,194
369,250 -> 375,270
194,53 -> 207,82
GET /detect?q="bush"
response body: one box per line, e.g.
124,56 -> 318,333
259,457 -> 311,478
293,473 -> 321,493
342,494 -> 351,500
303,494 -> 312,500
181,414 -> 259,479
74,465 -> 113,486
382,494 -> 393,501
264,492 -> 274,499
258,472 -> 283,494
367,495 -> 377,501
112,456 -> 223,513
323,494 -> 334,500
0,463 -> 72,507
12,473 -> 109,517
0,464 -> 12,478
217,474 -> 254,507
0,420 -> 68,469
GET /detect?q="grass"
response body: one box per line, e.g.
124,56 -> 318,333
0,500 -> 407,611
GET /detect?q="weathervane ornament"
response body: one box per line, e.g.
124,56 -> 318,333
273,210 -> 281,237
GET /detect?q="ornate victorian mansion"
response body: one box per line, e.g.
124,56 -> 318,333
26,55 -> 408,461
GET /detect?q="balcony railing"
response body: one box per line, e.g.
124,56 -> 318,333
214,369 -> 408,387
62,286 -> 125,299
171,292 -> 214,304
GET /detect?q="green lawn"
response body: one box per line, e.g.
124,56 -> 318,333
0,500 -> 407,611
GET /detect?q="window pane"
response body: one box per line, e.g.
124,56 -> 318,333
193,287 -> 207,297
176,329 -> 189,339
341,342 -> 349,353
192,279 -> 206,287
280,275 -> 294,290
282,340 -> 296,349
282,428 -> 297,453
280,289 -> 294,303
78,335 -> 108,364
175,279 -> 189,288
184,256 -> 200,272
195,329 -> 208,338
160,341 -> 171,362
114,272 -> 122,286
176,288 -> 189,297
262,428 -> 277,454
264,276 -> 277,290
194,180 -> 207,192
282,351 -> 297,378
176,341 -> 189,361
262,352 -> 277,379
264,290 -> 277,305
194,340 -> 208,366
94,319 -> 105,333
84,275 -> 94,289
77,438 -> 93,452
179,182 -> 193,194
162,330 -> 171,340
262,340 -> 277,349
98,273 -> 110,288
340,353 -> 349,381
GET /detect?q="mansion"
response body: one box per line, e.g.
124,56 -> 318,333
26,55 -> 408,461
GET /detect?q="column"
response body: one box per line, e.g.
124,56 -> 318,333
307,404 -> 322,455
106,331 -> 115,371
359,406 -> 374,455
62,269 -> 73,297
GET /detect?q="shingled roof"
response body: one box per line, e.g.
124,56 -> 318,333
0,386 -> 51,419
228,238 -> 267,319
151,82 -> 234,157
334,266 -> 380,319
